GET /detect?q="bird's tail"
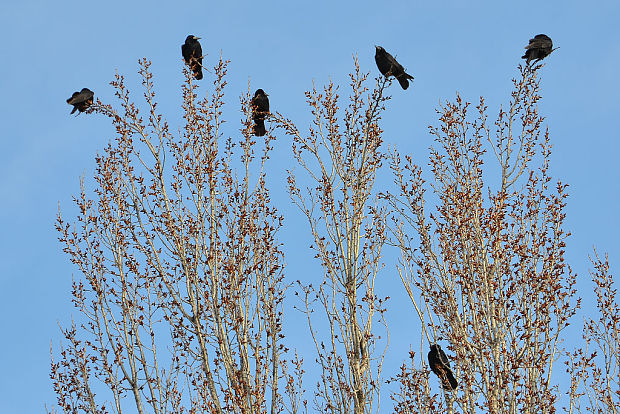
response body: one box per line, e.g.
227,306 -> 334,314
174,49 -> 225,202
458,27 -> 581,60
397,73 -> 414,90
253,119 -> 266,137
192,65 -> 203,80
445,369 -> 458,390
70,106 -> 77,114
189,58 -> 203,80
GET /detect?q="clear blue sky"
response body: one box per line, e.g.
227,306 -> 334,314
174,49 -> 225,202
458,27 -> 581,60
0,0 -> 618,411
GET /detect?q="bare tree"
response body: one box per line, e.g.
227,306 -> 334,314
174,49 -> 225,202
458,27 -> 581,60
387,350 -> 438,413
51,51 -> 618,414
275,59 -> 390,414
50,58 -> 303,414
385,62 -> 580,413
566,252 -> 620,414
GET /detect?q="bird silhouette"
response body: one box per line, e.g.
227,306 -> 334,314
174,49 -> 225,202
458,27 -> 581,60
428,344 -> 458,390
182,35 -> 203,80
251,89 -> 270,137
374,46 -> 414,90
522,34 -> 554,63
66,88 -> 94,114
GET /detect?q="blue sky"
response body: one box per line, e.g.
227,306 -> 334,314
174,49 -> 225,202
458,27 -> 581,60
0,0 -> 619,411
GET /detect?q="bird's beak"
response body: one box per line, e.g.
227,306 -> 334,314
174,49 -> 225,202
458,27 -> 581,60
195,37 -> 201,40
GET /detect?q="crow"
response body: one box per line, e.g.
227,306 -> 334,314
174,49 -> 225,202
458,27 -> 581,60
374,46 -> 414,90
251,89 -> 269,137
182,35 -> 203,80
428,344 -> 458,390
522,34 -> 554,63
66,88 -> 94,114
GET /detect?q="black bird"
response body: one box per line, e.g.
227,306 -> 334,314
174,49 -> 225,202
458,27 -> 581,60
428,344 -> 458,390
251,89 -> 270,137
374,46 -> 414,90
182,35 -> 203,80
522,34 -> 554,63
66,88 -> 94,114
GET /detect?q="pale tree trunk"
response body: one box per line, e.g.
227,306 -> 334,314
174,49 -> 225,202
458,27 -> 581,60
386,63 -> 579,413
50,58 -> 303,414
276,58 -> 390,414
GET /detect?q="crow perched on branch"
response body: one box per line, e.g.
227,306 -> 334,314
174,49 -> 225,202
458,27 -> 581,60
182,35 -> 203,80
66,88 -> 94,114
428,344 -> 458,390
374,46 -> 414,90
522,34 -> 554,63
251,89 -> 269,137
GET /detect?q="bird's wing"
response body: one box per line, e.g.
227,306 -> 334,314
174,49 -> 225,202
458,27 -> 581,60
74,92 -> 88,104
252,95 -> 269,113
438,349 -> 451,368
193,43 -> 203,58
66,92 -> 80,104
526,37 -> 552,50
386,53 -> 399,67
181,43 -> 190,60
260,96 -> 269,112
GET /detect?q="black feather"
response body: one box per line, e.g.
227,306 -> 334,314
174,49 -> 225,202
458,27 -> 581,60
522,34 -> 553,63
66,88 -> 94,114
428,344 -> 458,390
251,89 -> 270,137
182,35 -> 203,80
374,46 -> 414,90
